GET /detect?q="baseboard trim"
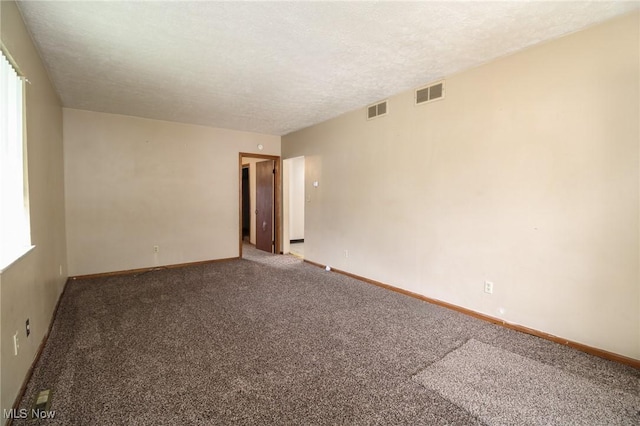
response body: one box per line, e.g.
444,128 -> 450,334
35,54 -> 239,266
8,277 -> 70,426
304,259 -> 640,369
70,257 -> 240,280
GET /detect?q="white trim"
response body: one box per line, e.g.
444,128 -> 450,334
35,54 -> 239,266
0,42 -> 24,77
0,245 -> 35,273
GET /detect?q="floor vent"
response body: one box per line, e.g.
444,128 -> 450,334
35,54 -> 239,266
367,100 -> 388,120
31,389 -> 53,419
416,81 -> 445,105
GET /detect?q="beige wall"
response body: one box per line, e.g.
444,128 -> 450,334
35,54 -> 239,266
283,12 -> 640,359
64,109 -> 280,276
1,0 -> 68,417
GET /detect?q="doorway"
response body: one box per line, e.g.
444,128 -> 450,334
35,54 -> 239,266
283,156 -> 305,258
239,153 -> 281,258
241,166 -> 250,241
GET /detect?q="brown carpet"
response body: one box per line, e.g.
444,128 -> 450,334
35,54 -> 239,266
13,244 -> 640,425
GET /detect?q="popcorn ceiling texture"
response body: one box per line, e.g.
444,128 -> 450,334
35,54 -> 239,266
16,1 -> 639,136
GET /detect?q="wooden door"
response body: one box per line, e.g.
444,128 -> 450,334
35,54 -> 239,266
256,160 -> 274,253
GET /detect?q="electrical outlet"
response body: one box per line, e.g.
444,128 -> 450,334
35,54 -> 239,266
484,281 -> 494,294
26,319 -> 30,337
13,332 -> 19,356
344,250 -> 349,258
153,245 -> 159,253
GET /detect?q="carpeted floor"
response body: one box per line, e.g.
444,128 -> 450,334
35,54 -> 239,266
414,339 -> 640,425
14,245 -> 640,425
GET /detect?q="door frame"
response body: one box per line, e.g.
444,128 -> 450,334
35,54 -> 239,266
238,153 -> 281,258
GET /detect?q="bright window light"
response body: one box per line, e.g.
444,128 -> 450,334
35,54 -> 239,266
0,49 -> 31,270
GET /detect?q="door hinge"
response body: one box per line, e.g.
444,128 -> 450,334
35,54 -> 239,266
273,169 -> 275,174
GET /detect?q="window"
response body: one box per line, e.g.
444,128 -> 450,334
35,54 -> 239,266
0,49 -> 31,270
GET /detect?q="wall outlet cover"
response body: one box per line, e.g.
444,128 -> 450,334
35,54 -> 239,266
484,281 -> 494,294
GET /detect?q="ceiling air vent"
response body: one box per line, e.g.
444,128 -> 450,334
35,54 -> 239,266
367,100 -> 388,120
416,80 -> 445,105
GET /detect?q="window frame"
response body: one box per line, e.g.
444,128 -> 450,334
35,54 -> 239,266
0,45 -> 33,272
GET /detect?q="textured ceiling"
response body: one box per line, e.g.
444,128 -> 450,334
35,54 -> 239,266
16,1 -> 639,136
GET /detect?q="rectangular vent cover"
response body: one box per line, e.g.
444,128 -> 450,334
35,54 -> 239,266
31,389 -> 52,419
416,81 -> 445,105
367,100 -> 388,120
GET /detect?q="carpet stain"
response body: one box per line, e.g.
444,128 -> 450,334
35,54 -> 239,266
413,339 -> 640,426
